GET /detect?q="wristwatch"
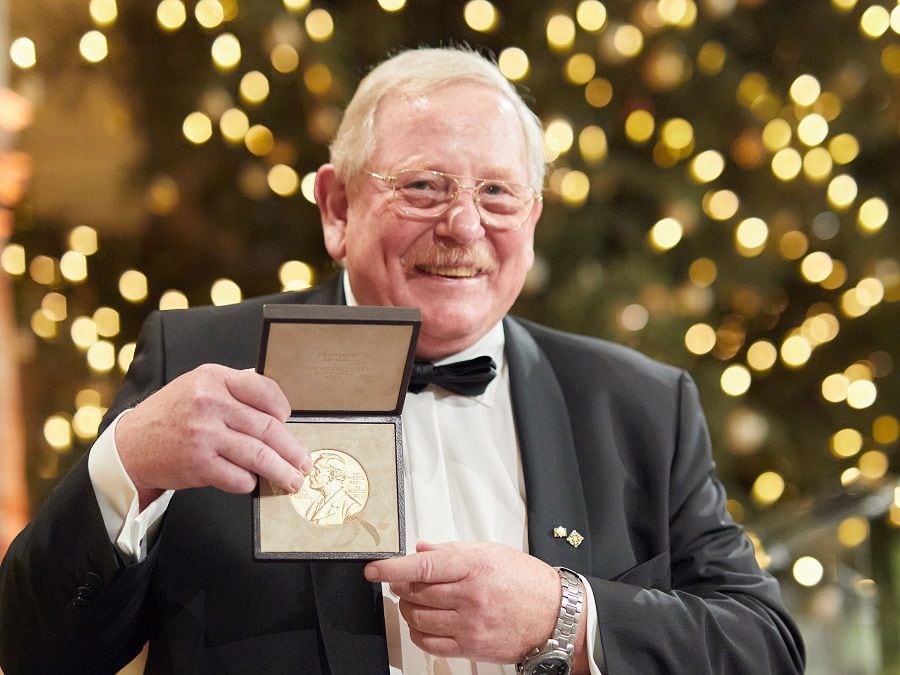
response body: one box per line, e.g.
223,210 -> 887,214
516,567 -> 584,675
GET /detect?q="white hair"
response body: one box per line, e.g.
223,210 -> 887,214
329,47 -> 546,191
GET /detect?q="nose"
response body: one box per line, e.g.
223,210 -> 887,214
434,186 -> 485,244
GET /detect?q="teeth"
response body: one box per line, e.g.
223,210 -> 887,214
418,265 -> 478,278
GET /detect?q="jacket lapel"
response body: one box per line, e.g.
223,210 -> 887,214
504,318 -> 592,573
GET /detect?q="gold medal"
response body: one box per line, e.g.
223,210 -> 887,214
290,449 -> 370,526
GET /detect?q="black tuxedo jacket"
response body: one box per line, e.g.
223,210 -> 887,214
0,277 -> 804,673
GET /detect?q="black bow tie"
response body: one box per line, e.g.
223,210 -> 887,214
408,356 -> 497,396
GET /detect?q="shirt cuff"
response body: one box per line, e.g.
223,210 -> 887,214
578,574 -> 607,675
88,410 -> 174,563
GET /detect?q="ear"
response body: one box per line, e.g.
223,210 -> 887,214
315,164 -> 349,261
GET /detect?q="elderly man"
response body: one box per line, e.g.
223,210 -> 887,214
0,48 -> 804,674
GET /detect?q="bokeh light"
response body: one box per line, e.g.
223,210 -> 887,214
211,33 -> 241,69
790,74 -> 821,106
780,335 -> 812,368
183,112 -> 213,144
79,31 -> 108,63
220,108 -> 249,142
305,9 -> 334,41
271,44 -> 299,73
239,71 -> 270,105
860,5 -> 890,38
547,14 -> 576,51
857,197 -> 888,233
268,164 -> 300,197
245,125 -> 275,156
71,316 -> 98,349
211,278 -> 242,305
157,0 -> 187,31
159,290 -> 189,310
69,226 -> 98,255
498,47 -> 529,81
649,218 -> 683,251
685,323 -> 716,355
118,343 -> 137,373
831,428 -> 863,457
10,38 -> 37,69
43,415 -> 72,451
721,364 -> 752,396
378,0 -> 406,11
464,1 -> 498,32
195,0 -> 225,28
565,53 -> 597,85
119,270 -> 148,303
59,252 -> 87,283
690,150 -> 725,183
793,556 -> 824,587
747,340 -> 777,371
576,0 -> 607,31
1,244 -> 26,276
87,341 -> 116,373
838,517 -> 869,548
625,110 -> 655,143
827,174 -> 858,209
579,126 -> 608,163
753,471 -> 785,506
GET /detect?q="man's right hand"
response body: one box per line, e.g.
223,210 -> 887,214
115,364 -> 312,510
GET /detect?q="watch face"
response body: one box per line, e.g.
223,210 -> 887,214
531,657 -> 570,675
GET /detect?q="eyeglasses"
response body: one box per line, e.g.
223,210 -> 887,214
365,169 -> 542,230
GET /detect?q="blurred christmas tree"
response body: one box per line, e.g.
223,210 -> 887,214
2,0 -> 898,671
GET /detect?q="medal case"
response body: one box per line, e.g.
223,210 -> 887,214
253,304 -> 420,560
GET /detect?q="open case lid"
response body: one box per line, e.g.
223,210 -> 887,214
257,304 -> 421,415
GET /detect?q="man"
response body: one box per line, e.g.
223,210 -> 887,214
0,48 -> 804,674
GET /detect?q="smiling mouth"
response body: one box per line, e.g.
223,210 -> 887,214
415,264 -> 482,278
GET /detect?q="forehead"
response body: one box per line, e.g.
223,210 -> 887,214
371,81 -> 528,177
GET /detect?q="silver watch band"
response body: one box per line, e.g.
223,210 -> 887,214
553,567 -> 583,653
516,567 -> 584,674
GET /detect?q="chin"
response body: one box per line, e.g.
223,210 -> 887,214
417,310 -> 493,353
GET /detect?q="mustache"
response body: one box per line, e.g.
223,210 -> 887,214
404,242 -> 498,273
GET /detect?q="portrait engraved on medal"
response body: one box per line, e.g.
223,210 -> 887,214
290,449 -> 369,526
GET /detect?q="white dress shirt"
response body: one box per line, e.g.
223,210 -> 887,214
87,277 -> 602,673
381,311 -> 525,675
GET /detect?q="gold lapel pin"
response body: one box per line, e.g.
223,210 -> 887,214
553,526 -> 584,548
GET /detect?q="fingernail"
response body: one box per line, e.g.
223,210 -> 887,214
364,565 -> 380,582
289,470 -> 305,493
301,456 -> 313,474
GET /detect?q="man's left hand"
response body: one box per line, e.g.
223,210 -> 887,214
364,541 -> 562,664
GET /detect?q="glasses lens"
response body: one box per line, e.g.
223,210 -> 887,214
393,170 -> 452,215
476,181 -> 534,229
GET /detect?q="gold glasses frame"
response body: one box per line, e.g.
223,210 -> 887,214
365,169 -> 542,230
